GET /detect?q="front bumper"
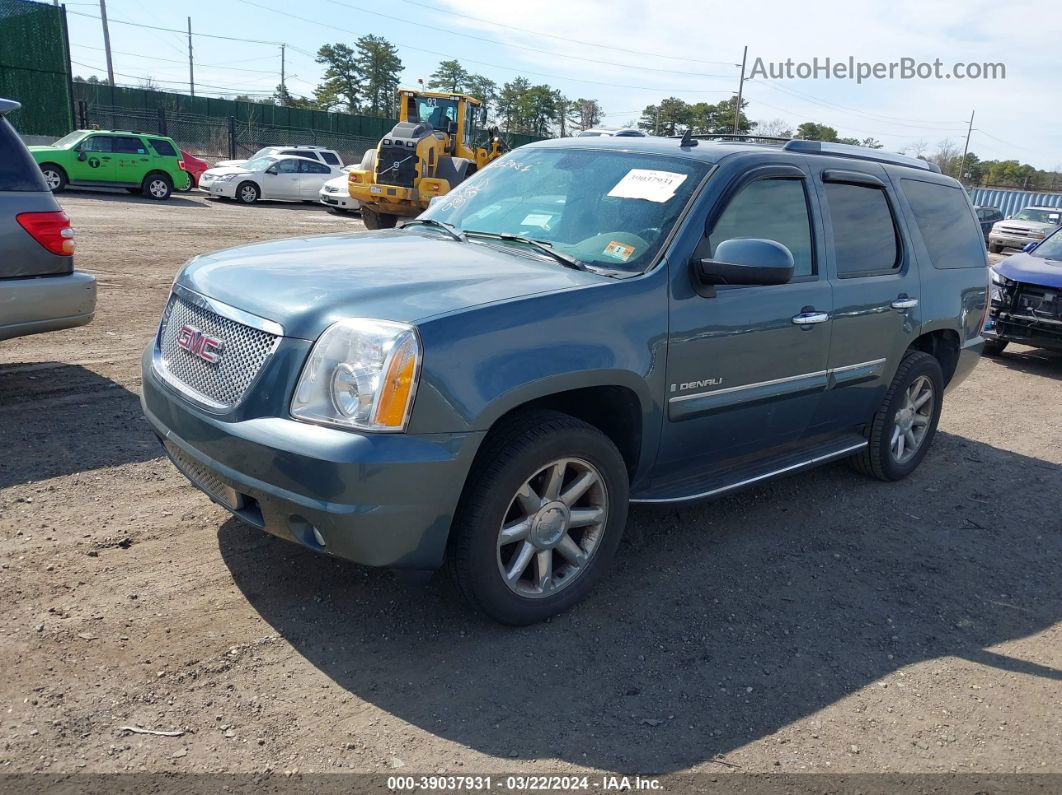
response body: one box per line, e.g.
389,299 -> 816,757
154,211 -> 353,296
0,271 -> 96,341
141,346 -> 484,569
318,190 -> 359,210
985,311 -> 1062,351
198,179 -> 238,198
989,232 -> 1043,250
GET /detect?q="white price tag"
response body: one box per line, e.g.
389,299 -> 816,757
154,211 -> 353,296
607,169 -> 688,203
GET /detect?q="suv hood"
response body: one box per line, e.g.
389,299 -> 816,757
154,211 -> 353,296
994,252 -> 1062,289
176,230 -> 602,339
993,219 -> 1058,234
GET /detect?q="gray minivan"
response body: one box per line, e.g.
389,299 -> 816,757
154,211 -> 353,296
0,99 -> 95,341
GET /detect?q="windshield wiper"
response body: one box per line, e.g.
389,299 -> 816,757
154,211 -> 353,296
463,231 -> 586,271
398,218 -> 465,242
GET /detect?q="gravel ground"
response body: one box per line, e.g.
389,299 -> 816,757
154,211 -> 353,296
1,191 -> 1060,777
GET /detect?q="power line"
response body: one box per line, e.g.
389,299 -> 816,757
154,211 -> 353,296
229,0 -> 735,95
70,59 -> 275,94
392,0 -> 739,67
67,9 -> 285,45
72,43 -> 282,74
315,0 -> 734,79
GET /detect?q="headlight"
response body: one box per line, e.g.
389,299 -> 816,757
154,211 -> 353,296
216,174 -> 237,182
989,268 -> 1004,284
290,319 -> 421,432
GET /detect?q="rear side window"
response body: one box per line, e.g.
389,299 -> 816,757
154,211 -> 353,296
824,182 -> 899,276
320,151 -> 340,166
708,178 -> 815,277
0,117 -> 47,191
901,179 -> 986,269
112,136 -> 147,154
149,138 -> 178,157
281,149 -> 318,160
299,159 -> 330,174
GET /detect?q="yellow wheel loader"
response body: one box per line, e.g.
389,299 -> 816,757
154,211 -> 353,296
348,89 -> 508,230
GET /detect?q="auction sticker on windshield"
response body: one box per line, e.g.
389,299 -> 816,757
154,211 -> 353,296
608,169 -> 689,202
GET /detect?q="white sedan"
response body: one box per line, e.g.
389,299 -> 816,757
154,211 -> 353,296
318,174 -> 359,213
198,155 -> 340,204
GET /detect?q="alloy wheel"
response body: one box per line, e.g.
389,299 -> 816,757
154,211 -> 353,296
496,457 -> 608,599
890,374 -> 934,464
43,170 -> 61,190
149,179 -> 168,198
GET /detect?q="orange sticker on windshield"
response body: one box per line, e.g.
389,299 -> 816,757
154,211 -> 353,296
603,241 -> 635,262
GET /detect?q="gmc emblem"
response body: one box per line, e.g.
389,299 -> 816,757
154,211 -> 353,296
176,324 -> 223,364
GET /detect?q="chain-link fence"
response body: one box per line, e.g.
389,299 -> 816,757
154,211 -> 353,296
0,0 -> 74,135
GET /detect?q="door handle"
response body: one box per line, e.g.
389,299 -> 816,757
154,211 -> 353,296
792,311 -> 830,325
891,297 -> 919,310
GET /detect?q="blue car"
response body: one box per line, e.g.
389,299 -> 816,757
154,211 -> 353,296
985,228 -> 1062,355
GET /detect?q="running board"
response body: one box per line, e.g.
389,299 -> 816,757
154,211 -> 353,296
631,436 -> 867,505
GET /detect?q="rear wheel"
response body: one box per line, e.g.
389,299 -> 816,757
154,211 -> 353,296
142,172 -> 172,200
849,351 -> 944,482
982,339 -> 1009,356
361,206 -> 397,230
235,181 -> 260,204
449,410 -> 629,625
39,164 -> 67,193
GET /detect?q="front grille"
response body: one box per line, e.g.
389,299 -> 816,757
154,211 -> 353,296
375,145 -> 417,188
164,440 -> 241,510
998,226 -> 1035,237
1015,284 -> 1062,321
157,293 -> 278,409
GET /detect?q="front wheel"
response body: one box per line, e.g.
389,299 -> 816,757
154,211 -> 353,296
449,411 -> 630,625
988,243 -> 1004,254
235,181 -> 260,204
849,351 -> 944,481
361,206 -> 397,230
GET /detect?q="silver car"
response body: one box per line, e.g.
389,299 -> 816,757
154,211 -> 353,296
0,98 -> 95,340
988,205 -> 1062,253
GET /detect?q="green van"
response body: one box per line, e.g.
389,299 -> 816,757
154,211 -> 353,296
29,129 -> 191,199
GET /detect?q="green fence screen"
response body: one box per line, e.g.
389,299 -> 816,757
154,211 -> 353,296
0,0 -> 73,135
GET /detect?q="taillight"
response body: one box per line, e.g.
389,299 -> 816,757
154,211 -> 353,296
177,160 -> 187,171
16,211 -> 75,256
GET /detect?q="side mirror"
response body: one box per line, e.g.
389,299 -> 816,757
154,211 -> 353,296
692,238 -> 795,294
77,151 -> 87,161
265,166 -> 277,175
1023,242 -> 1037,253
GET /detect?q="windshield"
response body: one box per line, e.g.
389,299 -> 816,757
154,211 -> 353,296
52,131 -> 87,148
415,97 -> 458,131
420,147 -> 709,272
243,156 -> 277,171
1013,208 -> 1062,224
1032,230 -> 1062,260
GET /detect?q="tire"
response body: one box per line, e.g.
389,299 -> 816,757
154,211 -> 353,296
235,181 -> 259,204
849,350 -> 944,482
39,163 -> 67,193
142,172 -> 172,200
982,339 -> 1008,356
327,207 -> 350,215
361,206 -> 397,230
988,243 -> 1004,254
449,410 -> 630,625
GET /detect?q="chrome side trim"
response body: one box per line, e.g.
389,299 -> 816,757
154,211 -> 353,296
669,358 -> 888,404
631,441 -> 868,504
172,283 -> 285,337
669,369 -> 829,403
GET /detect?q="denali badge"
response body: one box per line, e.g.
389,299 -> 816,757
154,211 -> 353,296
176,324 -> 223,364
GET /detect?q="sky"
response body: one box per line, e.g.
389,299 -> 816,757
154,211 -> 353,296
61,0 -> 1061,169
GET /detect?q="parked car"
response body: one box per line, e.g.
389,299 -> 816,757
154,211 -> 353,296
28,129 -> 190,199
318,172 -> 359,213
987,205 -> 1062,253
214,145 -> 344,170
142,137 -> 986,624
974,205 -> 1003,244
577,128 -> 648,137
180,150 -> 210,189
984,228 -> 1062,355
198,155 -> 340,204
0,99 -> 95,340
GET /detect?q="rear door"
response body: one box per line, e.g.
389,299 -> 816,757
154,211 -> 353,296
112,135 -> 151,185
810,164 -> 921,432
73,134 -> 116,182
298,158 -> 332,197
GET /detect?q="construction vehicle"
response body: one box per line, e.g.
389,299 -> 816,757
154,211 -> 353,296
348,89 -> 507,229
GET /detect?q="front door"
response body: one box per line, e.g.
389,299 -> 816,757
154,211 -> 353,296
111,135 -> 151,186
658,163 -> 833,483
262,158 -> 301,199
74,135 -> 116,182
809,166 -> 921,432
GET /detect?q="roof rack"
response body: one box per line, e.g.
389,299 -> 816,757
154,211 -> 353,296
783,139 -> 940,173
669,132 -> 791,144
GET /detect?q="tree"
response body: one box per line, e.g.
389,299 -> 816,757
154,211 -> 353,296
356,35 -> 402,117
860,137 -> 884,149
465,73 -> 498,122
315,42 -> 361,112
498,77 -> 531,132
929,138 -> 961,177
688,98 -> 755,135
795,122 -> 838,142
272,84 -> 317,109
568,98 -> 603,132
427,59 -> 470,93
755,118 -> 793,139
638,97 -> 690,136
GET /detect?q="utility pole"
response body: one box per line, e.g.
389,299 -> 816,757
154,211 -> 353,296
958,109 -> 975,183
732,45 -> 748,137
187,17 -> 195,97
280,44 -> 286,101
98,0 -> 115,87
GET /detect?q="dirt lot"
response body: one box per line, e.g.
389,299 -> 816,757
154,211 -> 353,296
1,191 -> 1060,778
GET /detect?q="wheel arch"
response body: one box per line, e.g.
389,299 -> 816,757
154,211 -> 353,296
908,327 -> 960,385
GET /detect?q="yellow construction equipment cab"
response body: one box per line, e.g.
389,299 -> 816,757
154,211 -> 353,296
348,89 -> 507,229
